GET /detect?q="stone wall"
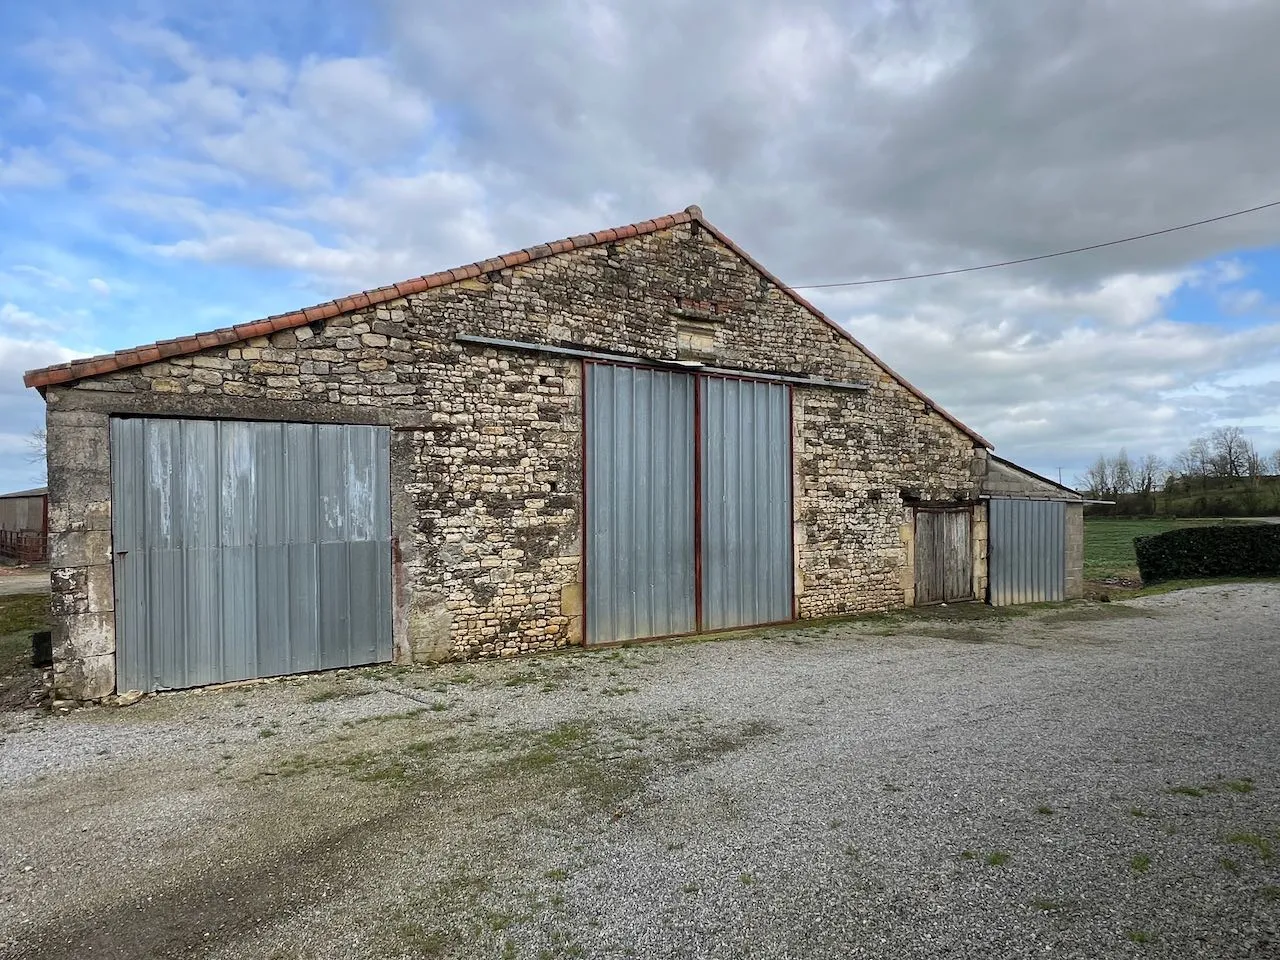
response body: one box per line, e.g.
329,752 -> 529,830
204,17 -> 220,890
42,220 -> 984,699
1064,503 -> 1085,600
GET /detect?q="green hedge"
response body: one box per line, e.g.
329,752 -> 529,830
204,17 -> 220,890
1134,524 -> 1280,583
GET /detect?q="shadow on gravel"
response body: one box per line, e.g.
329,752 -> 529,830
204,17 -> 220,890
5,804 -> 407,960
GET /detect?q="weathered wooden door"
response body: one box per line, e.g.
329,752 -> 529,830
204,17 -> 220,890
914,507 -> 973,605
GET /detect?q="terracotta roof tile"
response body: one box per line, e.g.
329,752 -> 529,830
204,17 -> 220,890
20,204 -> 986,446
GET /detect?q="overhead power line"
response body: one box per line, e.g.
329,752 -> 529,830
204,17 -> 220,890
788,198 -> 1280,290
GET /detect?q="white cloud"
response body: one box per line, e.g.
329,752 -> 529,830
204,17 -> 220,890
10,0 -> 1280,481
87,277 -> 110,296
0,146 -> 63,188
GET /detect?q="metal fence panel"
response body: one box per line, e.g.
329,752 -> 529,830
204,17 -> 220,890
111,417 -> 392,692
700,377 -> 793,630
585,364 -> 697,644
988,498 -> 1066,605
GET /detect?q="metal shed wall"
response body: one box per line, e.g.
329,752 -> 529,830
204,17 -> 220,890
0,493 -> 46,532
111,417 -> 393,692
988,498 -> 1066,606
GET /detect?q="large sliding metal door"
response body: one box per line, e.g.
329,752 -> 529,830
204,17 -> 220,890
584,364 -> 794,644
111,418 -> 393,692
700,377 -> 793,630
988,498 -> 1066,605
585,366 -> 697,644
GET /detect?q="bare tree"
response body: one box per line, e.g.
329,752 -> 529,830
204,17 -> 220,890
1176,437 -> 1212,490
1081,454 -> 1115,498
1113,448 -> 1134,495
1135,454 -> 1167,495
24,428 -> 46,464
1209,426 -> 1249,479
1245,441 -> 1267,483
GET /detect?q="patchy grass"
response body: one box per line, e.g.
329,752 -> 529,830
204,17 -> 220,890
0,592 -> 49,710
986,851 -> 1011,867
1035,805 -> 1055,816
1224,832 -> 1273,861
1029,897 -> 1071,912
1037,605 -> 1151,624
0,592 -> 49,635
1260,885 -> 1280,902
1126,930 -> 1155,945
1130,853 -> 1152,874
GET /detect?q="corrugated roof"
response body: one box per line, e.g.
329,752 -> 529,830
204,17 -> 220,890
0,487 -> 48,499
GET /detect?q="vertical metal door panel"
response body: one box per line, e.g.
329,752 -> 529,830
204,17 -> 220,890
585,364 -> 696,644
112,417 -> 392,692
700,377 -> 793,630
989,499 -> 1066,606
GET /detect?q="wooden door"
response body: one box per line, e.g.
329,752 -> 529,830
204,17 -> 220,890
914,507 -> 973,605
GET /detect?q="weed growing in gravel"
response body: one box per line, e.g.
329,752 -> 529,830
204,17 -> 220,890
303,686 -> 361,704
986,851 -> 1011,866
1168,777 -> 1255,798
544,868 -> 568,881
681,882 -> 700,894
960,849 -> 977,861
429,701 -> 448,712
1164,824 -> 1179,836
1129,807 -> 1150,818
1224,832 -> 1273,860
257,727 -> 277,739
882,783 -> 904,793
843,845 -> 859,859
1220,858 -> 1240,873
1130,854 -> 1152,873
1029,898 -> 1070,912
739,873 -> 755,885
1035,805 -> 1055,816
1126,930 -> 1154,944
1260,885 -> 1280,901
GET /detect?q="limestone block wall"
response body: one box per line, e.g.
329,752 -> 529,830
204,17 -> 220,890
1064,502 -> 1085,600
41,220 -> 985,699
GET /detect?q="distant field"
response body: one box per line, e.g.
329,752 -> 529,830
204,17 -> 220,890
1083,517 -> 1253,582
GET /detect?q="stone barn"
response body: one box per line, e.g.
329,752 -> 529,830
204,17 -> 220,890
27,205 -> 1051,701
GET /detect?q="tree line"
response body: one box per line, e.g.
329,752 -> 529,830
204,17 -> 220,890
1080,427 -> 1280,516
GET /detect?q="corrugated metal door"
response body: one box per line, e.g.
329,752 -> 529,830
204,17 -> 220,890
700,377 -> 793,629
585,365 -> 697,644
914,508 -> 973,605
111,418 -> 392,692
988,499 -> 1066,605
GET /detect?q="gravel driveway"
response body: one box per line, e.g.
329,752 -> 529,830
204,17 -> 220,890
1,585 -> 1278,959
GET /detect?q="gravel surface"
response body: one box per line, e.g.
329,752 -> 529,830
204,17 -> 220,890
1,584 -> 1278,959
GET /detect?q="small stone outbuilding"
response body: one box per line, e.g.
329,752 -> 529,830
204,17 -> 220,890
26,206 -> 1073,700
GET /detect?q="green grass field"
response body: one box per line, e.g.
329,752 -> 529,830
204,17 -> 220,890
1084,517 -> 1253,581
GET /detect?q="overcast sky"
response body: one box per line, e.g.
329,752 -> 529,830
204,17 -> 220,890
3,0 -> 1280,492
